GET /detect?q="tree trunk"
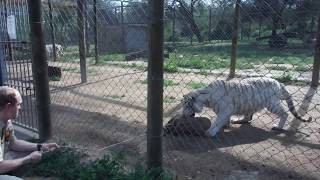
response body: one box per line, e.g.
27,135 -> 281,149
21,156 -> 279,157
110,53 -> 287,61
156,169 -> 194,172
176,0 -> 203,43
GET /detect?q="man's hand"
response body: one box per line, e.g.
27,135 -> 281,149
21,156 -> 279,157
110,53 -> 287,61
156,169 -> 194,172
41,143 -> 59,152
27,151 -> 42,164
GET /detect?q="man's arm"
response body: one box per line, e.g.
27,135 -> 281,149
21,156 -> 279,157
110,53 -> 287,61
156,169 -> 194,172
0,156 -> 31,173
9,139 -> 38,152
9,139 -> 59,152
0,151 -> 42,174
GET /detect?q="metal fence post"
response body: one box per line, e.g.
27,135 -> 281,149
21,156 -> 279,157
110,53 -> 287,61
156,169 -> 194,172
209,6 -> 212,42
172,2 -> 176,50
77,0 -> 87,83
27,0 -> 51,141
311,15 -> 320,87
121,1 -> 125,53
48,0 -> 56,62
0,30 -> 4,86
190,0 -> 193,45
229,0 -> 241,79
93,0 -> 99,64
147,0 -> 164,171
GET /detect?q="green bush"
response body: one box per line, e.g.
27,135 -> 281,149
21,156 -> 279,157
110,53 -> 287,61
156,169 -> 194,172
187,82 -> 207,89
26,148 -> 175,180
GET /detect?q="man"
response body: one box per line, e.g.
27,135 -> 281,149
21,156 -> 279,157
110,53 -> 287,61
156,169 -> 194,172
0,86 -> 58,179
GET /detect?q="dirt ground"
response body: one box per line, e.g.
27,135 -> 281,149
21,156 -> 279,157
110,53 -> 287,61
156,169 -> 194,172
40,61 -> 320,179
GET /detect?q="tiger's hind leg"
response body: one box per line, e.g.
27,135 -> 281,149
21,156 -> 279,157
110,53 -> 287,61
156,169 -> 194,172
207,112 -> 232,137
231,113 -> 253,124
266,102 -> 288,131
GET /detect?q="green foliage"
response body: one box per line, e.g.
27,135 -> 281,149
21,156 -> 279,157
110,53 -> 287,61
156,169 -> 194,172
138,79 -> 179,87
266,66 -> 288,71
163,96 -> 176,103
119,63 -> 146,71
100,54 -> 125,62
164,63 -> 179,73
198,69 -> 209,76
109,95 -> 125,100
187,82 -> 207,89
138,79 -> 148,84
294,65 -> 311,72
64,67 -> 79,73
26,148 -> 85,179
49,75 -> 61,81
27,148 -> 175,180
77,156 -> 126,180
164,79 -> 179,87
166,43 -> 313,71
274,73 -> 308,86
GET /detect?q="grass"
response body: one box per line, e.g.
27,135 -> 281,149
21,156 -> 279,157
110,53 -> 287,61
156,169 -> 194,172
118,63 -> 146,71
61,42 -> 313,78
100,53 -> 125,62
138,79 -> 179,87
26,148 -> 174,180
198,69 -> 210,76
164,96 -> 176,103
294,65 -> 311,72
166,43 -> 313,71
187,82 -> 207,89
164,79 -> 179,87
164,63 -> 179,73
63,67 -> 97,74
265,65 -> 289,71
109,95 -> 125,100
49,75 -> 61,81
64,67 -> 79,72
274,73 -> 309,86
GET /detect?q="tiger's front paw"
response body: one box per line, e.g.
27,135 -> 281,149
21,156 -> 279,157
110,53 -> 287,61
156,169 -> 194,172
271,124 -> 283,131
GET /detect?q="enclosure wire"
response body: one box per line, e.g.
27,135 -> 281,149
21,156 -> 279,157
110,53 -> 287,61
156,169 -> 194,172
50,69 -> 147,94
57,133 -> 145,152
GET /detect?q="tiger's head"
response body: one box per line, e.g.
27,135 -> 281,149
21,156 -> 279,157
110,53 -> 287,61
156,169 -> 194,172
182,91 -> 204,118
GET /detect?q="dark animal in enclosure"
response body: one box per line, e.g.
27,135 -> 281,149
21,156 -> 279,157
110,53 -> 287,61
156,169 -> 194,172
48,66 -> 62,78
164,114 -> 211,136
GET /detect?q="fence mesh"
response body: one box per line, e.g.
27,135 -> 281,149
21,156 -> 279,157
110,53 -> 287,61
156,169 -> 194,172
2,0 -> 320,179
0,0 -> 38,131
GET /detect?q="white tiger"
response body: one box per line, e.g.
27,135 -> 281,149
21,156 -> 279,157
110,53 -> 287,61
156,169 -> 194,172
182,77 -> 311,137
45,44 -> 64,59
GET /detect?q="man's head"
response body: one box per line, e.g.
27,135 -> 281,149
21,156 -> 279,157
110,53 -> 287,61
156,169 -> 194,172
0,86 -> 22,122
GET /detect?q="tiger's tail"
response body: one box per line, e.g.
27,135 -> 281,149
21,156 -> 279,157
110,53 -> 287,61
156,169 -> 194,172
281,85 -> 312,122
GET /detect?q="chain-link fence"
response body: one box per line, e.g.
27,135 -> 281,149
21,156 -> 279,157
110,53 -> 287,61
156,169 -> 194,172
1,0 -> 320,179
0,0 -> 38,132
161,1 -> 320,179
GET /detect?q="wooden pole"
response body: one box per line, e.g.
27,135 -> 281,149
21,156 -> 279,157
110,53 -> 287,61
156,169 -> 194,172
172,2 -> 176,50
48,0 -> 56,61
229,0 -> 241,79
209,6 -> 212,42
77,0 -> 87,83
27,0 -> 52,141
147,0 -> 164,172
311,15 -> 320,87
190,0 -> 193,45
93,0 -> 99,64
121,1 -> 125,53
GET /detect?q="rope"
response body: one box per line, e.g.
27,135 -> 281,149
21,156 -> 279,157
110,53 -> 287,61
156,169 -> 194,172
57,133 -> 145,152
